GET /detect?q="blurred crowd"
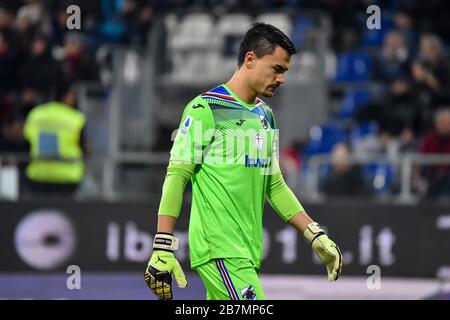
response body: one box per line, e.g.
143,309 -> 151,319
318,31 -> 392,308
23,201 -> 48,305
309,27 -> 450,199
0,0 -> 449,200
287,0 -> 450,199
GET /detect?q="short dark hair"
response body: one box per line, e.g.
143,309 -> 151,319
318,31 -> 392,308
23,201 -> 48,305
237,22 -> 297,67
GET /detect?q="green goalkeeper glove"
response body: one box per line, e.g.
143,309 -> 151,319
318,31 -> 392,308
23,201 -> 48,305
303,222 -> 343,281
144,233 -> 188,300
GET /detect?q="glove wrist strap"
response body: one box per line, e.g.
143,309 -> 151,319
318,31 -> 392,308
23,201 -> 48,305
303,222 -> 326,244
153,233 -> 178,251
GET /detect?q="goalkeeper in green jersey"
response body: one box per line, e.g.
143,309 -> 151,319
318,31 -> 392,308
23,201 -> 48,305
144,22 -> 343,300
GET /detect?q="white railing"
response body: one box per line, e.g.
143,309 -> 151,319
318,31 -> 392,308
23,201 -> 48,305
2,152 -> 449,203
0,153 -> 29,200
304,153 -> 450,203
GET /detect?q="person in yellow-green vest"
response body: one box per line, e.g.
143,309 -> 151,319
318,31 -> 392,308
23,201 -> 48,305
23,87 -> 85,196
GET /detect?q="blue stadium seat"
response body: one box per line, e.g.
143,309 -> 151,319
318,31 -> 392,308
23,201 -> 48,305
303,123 -> 348,156
363,163 -> 395,194
336,89 -> 372,118
97,0 -> 127,41
361,17 -> 394,46
350,121 -> 378,143
291,17 -> 313,48
333,51 -> 374,82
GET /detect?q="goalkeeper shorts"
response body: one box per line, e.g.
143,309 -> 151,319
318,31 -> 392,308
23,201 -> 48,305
194,258 -> 266,300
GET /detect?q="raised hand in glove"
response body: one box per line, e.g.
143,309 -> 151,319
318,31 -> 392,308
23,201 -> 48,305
303,222 -> 343,281
144,233 -> 187,299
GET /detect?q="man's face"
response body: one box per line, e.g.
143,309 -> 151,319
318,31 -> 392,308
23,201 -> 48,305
32,39 -> 46,56
435,113 -> 450,136
420,39 -> 441,64
247,46 -> 291,98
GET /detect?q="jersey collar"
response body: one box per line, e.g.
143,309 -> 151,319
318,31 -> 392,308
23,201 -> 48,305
222,84 -> 257,110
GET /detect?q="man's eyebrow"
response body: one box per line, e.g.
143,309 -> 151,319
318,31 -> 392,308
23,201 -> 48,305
274,64 -> 288,72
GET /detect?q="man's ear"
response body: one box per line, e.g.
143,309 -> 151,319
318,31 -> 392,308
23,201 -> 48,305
244,51 -> 256,69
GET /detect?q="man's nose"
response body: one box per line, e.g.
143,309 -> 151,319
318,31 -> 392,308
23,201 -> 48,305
276,73 -> 285,84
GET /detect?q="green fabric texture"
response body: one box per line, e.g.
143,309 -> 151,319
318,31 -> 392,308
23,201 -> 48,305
266,157 -> 304,222
158,161 -> 196,217
195,258 -> 266,300
158,158 -> 304,222
158,85 -> 304,270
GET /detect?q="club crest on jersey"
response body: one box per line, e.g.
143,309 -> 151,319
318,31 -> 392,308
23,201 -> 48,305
260,115 -> 269,132
240,286 -> 256,300
180,116 -> 193,135
254,133 -> 264,151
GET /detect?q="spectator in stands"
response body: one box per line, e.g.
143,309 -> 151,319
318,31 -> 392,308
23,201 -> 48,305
0,95 -> 15,121
392,10 -> 416,53
0,31 -> 17,94
420,108 -> 450,199
48,2 -> 71,46
14,0 -> 50,59
62,32 -> 99,83
0,113 -> 28,153
122,0 -> 156,45
16,0 -> 47,29
0,5 -> 16,34
411,34 -> 450,130
19,33 -> 63,99
17,87 -> 42,118
379,76 -> 422,137
375,31 -> 411,83
423,1 -> 450,44
23,86 -> 86,197
356,75 -> 424,138
321,143 -> 369,197
398,127 -> 419,154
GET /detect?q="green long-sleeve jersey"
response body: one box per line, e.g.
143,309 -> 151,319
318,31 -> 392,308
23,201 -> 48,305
158,84 -> 303,270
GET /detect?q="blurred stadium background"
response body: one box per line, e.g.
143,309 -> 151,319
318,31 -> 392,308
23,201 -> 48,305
1,0 -> 450,300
